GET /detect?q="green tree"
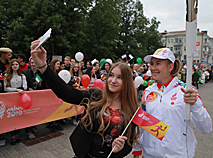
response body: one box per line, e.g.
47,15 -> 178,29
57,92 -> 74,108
83,0 -> 121,61
115,0 -> 162,62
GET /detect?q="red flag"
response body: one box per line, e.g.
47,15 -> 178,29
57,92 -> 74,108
132,108 -> 169,141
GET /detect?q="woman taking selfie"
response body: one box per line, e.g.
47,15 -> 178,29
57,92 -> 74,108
30,40 -> 140,158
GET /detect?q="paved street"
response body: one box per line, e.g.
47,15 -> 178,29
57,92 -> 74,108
0,83 -> 213,158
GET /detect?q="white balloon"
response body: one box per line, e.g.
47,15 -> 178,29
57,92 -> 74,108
58,70 -> 71,84
183,65 -> 187,69
106,58 -> 112,65
75,52 -> 84,62
134,76 -> 144,88
91,59 -> 98,65
146,70 -> 152,77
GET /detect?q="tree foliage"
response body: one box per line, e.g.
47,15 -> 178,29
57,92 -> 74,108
0,0 -> 162,62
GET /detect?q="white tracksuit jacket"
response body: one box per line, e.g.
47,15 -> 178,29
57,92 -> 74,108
133,77 -> 212,158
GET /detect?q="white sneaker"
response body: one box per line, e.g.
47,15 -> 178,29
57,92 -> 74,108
27,132 -> 35,139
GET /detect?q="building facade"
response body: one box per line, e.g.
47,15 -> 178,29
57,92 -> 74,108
161,30 -> 213,64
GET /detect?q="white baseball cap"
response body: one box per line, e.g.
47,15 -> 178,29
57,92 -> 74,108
144,48 -> 175,63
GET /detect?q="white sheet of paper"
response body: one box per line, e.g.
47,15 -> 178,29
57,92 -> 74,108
34,28 -> 52,50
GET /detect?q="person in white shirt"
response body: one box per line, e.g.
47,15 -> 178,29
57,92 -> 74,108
4,58 -> 27,145
132,48 -> 212,158
4,59 -> 27,93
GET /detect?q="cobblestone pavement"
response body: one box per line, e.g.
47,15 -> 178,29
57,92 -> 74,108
0,83 -> 212,158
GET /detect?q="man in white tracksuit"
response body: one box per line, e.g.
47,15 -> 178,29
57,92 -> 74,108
133,48 -> 212,158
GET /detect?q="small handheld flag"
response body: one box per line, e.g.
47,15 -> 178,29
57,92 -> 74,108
132,108 -> 169,141
129,54 -> 134,60
121,54 -> 127,59
36,74 -> 42,83
101,74 -> 106,81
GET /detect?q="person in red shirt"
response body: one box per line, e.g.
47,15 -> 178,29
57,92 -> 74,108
17,53 -> 29,72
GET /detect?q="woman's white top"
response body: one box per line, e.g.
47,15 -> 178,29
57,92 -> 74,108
133,77 -> 212,158
4,73 -> 27,92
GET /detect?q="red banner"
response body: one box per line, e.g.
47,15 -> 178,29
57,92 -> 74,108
0,90 -> 84,134
132,108 -> 170,141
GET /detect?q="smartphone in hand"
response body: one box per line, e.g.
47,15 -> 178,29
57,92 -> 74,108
34,28 -> 52,50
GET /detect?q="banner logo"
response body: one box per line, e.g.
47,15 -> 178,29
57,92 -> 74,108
171,92 -> 177,101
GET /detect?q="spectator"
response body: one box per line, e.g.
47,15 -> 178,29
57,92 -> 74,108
70,63 -> 82,125
80,61 -> 85,72
83,60 -> 92,74
64,56 -> 71,71
60,61 -> 65,71
70,63 -> 82,88
71,59 -> 75,67
192,67 -> 199,89
93,61 -> 101,79
4,59 -> 27,145
100,62 -> 111,81
49,59 -> 60,74
23,58 -> 46,139
4,59 -> 27,92
0,48 -> 12,93
23,57 -> 46,91
17,53 -> 29,72
85,66 -> 97,88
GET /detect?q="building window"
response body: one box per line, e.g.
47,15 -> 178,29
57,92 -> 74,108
170,47 -> 173,51
171,39 -> 173,43
162,39 -> 165,44
184,55 -> 186,60
184,46 -> 186,51
168,39 -> 170,43
175,38 -> 178,43
179,39 -> 182,43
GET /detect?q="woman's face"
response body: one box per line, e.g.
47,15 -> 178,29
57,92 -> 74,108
95,63 -> 100,71
86,62 -> 91,68
54,61 -> 60,70
11,61 -> 20,71
74,64 -> 79,72
150,58 -> 173,83
60,64 -> 65,70
91,66 -> 96,75
105,63 -> 110,71
107,67 -> 123,94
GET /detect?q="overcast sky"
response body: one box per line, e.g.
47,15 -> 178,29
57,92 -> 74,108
140,0 -> 213,37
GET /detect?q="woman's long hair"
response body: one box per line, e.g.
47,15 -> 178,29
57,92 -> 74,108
5,59 -> 23,87
85,66 -> 95,79
81,62 -> 139,146
70,63 -> 82,78
49,58 -> 59,73
166,59 -> 182,77
101,62 -> 111,72
93,62 -> 101,79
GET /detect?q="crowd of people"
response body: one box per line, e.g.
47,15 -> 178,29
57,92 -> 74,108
0,45 -> 212,157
